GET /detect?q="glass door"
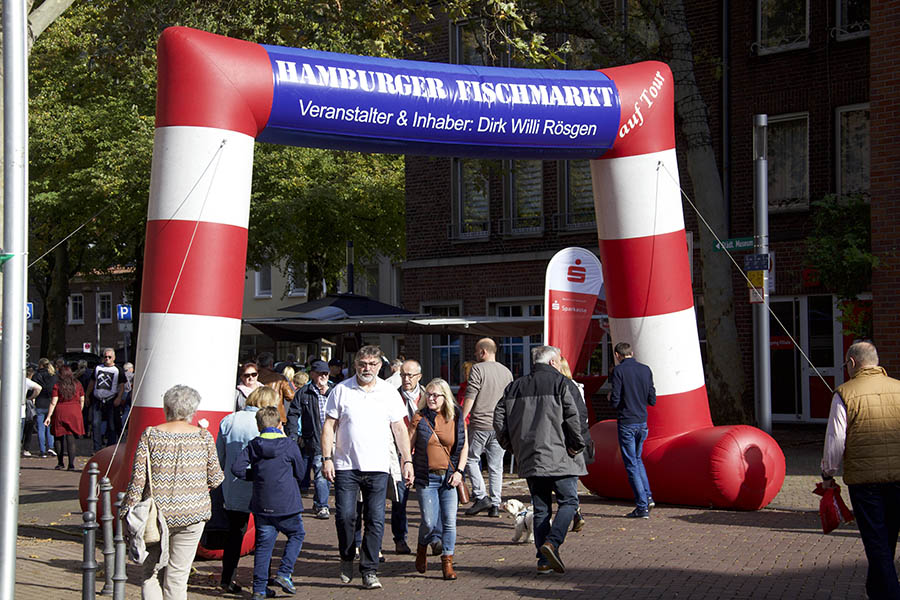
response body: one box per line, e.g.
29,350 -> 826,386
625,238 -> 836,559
770,298 -> 803,419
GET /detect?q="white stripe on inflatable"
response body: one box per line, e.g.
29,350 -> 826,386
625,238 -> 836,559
133,312 -> 241,413
148,126 -> 255,227
608,306 -> 706,396
591,148 -> 683,241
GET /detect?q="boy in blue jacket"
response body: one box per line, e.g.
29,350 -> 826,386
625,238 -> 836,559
232,406 -> 306,600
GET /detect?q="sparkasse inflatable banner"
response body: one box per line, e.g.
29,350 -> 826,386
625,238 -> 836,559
544,248 -> 604,368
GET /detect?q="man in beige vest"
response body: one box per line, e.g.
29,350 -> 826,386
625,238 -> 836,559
821,340 -> 900,599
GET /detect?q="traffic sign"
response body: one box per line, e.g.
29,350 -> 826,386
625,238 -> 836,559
26,302 -> 33,321
746,270 -> 766,289
743,253 -> 770,272
117,304 -> 133,321
713,237 -> 753,252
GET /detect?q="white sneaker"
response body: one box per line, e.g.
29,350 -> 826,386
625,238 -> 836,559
22,450 -> 32,457
316,506 -> 330,519
362,573 -> 382,589
47,449 -> 57,456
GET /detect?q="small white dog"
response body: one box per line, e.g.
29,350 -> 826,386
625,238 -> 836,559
501,498 -> 534,543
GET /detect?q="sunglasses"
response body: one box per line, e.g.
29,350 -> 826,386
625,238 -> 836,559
242,372 -> 258,378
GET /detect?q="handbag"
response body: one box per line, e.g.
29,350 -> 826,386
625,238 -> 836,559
142,434 -> 161,544
419,414 -> 470,504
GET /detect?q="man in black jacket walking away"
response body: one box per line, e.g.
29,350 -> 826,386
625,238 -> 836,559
609,342 -> 656,519
494,345 -> 588,575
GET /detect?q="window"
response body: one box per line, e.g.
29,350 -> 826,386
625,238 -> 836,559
561,160 -> 595,230
493,301 -> 543,379
836,0 -> 869,40
254,265 -> 272,298
423,303 -> 462,386
757,0 -> 809,54
68,294 -> 84,324
451,159 -> 492,239
287,264 -> 306,297
767,113 -> 809,212
98,292 -> 112,323
836,104 -> 869,197
506,160 -> 543,234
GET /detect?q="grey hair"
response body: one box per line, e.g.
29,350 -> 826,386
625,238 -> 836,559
356,345 -> 383,362
847,341 -> 878,369
162,385 -> 201,422
532,345 -> 561,365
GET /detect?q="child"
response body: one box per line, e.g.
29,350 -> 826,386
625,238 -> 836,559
232,406 -> 306,600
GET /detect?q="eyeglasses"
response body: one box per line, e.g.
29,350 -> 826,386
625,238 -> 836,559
357,361 -> 381,369
399,372 -> 421,378
242,372 -> 258,378
103,355 -> 114,360
426,392 -> 444,399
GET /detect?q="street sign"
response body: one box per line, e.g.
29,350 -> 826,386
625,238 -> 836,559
117,304 -> 133,321
118,322 -> 133,333
713,237 -> 753,252
743,253 -> 770,271
26,302 -> 33,321
746,270 -> 766,289
83,342 -> 92,352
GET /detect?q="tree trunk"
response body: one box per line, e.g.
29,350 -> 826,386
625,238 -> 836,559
662,0 -> 749,423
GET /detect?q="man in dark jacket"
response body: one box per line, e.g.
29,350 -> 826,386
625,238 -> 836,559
286,360 -> 334,519
232,406 -> 306,600
494,345 -> 587,575
609,341 -> 656,519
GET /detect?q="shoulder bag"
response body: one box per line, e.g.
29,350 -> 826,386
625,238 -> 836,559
140,429 -> 161,544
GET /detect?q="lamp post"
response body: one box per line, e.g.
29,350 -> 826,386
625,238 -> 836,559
753,114 -> 772,433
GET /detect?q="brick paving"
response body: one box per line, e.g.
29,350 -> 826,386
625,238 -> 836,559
14,427 -> 894,599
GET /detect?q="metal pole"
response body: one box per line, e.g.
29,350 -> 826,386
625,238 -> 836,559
112,492 -> 127,600
82,463 -> 100,600
0,0 -> 29,596
753,114 -> 772,433
99,477 -> 114,595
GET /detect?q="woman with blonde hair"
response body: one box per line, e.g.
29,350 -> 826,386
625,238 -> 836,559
409,378 -> 468,580
557,354 -> 587,533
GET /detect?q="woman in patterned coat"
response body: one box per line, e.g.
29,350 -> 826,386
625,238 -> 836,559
123,385 -> 224,600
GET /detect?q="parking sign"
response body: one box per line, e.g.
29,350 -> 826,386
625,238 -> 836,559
117,304 -> 133,321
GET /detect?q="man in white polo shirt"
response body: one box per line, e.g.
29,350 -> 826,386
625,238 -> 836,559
322,345 -> 414,591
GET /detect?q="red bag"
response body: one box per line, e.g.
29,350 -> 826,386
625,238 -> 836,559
813,482 -> 854,534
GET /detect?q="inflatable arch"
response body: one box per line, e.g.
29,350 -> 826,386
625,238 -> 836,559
84,27 -> 785,513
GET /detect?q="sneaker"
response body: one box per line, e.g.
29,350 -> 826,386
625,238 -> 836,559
272,574 -> 296,594
47,449 -> 57,457
625,508 -> 650,519
487,505 -> 500,518
395,539 -> 411,554
430,540 -> 442,556
54,464 -> 64,470
379,551 -> 385,563
39,453 -> 47,459
220,581 -> 242,593
648,498 -> 656,510
464,496 -> 491,516
21,450 -> 31,457
539,542 -> 565,574
536,563 -> 553,575
572,510 -> 586,533
339,560 -> 354,583
316,506 -> 330,520
362,573 -> 382,590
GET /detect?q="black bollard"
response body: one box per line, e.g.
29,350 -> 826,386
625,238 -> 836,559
112,492 -> 127,600
82,462 -> 100,600
99,477 -> 114,595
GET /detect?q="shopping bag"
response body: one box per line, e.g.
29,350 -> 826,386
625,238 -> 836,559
813,482 -> 854,534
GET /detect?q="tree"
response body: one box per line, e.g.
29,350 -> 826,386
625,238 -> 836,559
440,0 -> 750,422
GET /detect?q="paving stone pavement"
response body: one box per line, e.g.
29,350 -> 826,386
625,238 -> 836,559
13,426 -> 896,599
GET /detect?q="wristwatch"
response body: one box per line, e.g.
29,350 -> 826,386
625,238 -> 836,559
323,456 -> 333,462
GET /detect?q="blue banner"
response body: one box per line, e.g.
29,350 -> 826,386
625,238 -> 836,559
258,46 -> 620,159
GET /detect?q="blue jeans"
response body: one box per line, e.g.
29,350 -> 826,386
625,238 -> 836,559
334,470 -> 388,575
34,408 -> 54,454
848,482 -> 900,600
527,475 -> 579,563
467,429 -> 505,506
303,450 -> 331,510
416,472 -> 458,555
391,477 -> 410,543
91,399 -> 115,452
252,513 -> 305,595
617,422 -> 652,511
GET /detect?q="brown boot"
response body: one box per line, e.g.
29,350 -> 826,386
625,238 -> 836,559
415,544 -> 428,573
441,555 -> 457,580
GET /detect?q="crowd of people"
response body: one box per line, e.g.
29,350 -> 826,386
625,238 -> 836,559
117,339 -> 612,598
22,348 -> 134,466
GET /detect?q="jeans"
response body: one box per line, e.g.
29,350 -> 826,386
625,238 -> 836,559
617,422 -> 652,511
253,513 -> 305,595
34,408 -> 54,455
467,429 -> 505,506
527,475 -> 579,563
416,472 -> 458,555
141,520 -> 205,600
91,400 -> 111,452
303,450 -> 331,510
391,476 -> 410,543
847,482 -> 900,600
334,470 -> 388,575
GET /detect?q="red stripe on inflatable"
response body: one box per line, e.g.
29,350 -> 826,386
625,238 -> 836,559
156,27 -> 273,137
648,385 -> 712,439
142,220 -> 248,318
598,62 -> 675,159
599,230 -> 694,319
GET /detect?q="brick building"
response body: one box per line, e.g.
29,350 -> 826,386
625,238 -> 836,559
402,1 -> 892,424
